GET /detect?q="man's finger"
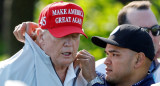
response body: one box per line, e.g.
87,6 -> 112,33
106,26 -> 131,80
77,58 -> 90,69
79,50 -> 94,58
26,22 -> 38,34
26,22 -> 39,40
76,53 -> 92,60
17,22 -> 26,42
13,25 -> 22,42
73,56 -> 80,68
78,51 -> 95,62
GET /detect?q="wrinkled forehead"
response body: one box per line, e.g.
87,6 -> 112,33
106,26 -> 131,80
63,33 -> 81,37
127,8 -> 158,27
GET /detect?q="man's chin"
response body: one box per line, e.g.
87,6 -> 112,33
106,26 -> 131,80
106,76 -> 114,83
61,60 -> 73,66
106,76 -> 118,85
106,78 -> 115,85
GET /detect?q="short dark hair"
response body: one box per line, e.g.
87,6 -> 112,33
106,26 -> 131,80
118,1 -> 151,25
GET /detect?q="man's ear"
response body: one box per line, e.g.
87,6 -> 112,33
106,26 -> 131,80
134,52 -> 145,69
36,28 -> 42,36
35,28 -> 44,45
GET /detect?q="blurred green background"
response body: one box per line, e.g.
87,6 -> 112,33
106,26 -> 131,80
0,0 -> 160,61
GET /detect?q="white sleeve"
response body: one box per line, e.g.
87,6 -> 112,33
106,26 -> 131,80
153,65 -> 160,83
0,41 -> 36,86
95,58 -> 106,75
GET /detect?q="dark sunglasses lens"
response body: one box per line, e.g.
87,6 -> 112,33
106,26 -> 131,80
151,25 -> 160,36
151,30 -> 158,36
143,28 -> 149,32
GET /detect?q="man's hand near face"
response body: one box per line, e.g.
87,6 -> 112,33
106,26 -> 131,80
75,50 -> 97,82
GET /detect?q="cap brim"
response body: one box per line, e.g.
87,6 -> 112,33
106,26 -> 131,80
48,26 -> 88,38
91,36 -> 120,48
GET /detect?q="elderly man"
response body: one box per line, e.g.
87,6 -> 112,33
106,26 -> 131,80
0,2 -> 88,86
77,24 -> 155,86
96,1 -> 160,82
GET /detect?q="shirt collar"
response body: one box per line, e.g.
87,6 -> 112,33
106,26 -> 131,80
132,74 -> 154,86
63,63 -> 76,85
149,61 -> 156,73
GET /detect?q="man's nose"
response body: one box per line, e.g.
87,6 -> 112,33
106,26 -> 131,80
64,37 -> 72,47
104,56 -> 112,65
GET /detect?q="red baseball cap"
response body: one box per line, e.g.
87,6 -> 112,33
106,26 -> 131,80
38,1 -> 87,38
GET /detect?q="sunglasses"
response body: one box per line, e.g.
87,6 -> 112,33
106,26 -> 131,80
142,25 -> 160,36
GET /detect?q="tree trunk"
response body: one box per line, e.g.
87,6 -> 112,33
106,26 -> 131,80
2,0 -> 37,56
0,0 -> 4,55
0,0 -> 4,33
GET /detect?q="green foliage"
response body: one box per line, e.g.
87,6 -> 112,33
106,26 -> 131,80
0,36 -> 9,61
151,0 -> 160,24
75,0 -> 123,60
0,54 -> 9,61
